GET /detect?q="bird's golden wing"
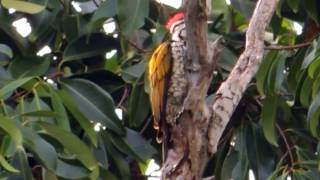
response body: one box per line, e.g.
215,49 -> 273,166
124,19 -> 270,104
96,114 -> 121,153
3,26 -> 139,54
148,42 -> 171,131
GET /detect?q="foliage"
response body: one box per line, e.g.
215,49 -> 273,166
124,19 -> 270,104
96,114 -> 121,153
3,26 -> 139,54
0,0 -> 319,179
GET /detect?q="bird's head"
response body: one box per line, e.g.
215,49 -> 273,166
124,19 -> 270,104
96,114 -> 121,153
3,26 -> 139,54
165,12 -> 185,33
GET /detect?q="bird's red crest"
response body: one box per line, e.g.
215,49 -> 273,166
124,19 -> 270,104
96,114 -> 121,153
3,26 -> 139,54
165,12 -> 185,30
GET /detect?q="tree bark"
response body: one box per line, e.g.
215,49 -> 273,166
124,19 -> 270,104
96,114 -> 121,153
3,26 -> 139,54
161,0 -> 279,179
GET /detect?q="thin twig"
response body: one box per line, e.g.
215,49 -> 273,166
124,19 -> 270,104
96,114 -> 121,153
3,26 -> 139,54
116,86 -> 129,108
266,42 -> 312,50
276,124 -> 294,166
119,32 -> 150,53
47,71 -> 64,79
139,116 -> 152,135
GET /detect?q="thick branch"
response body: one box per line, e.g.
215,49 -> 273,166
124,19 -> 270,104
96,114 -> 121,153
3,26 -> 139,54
208,0 -> 279,153
161,0 -> 222,180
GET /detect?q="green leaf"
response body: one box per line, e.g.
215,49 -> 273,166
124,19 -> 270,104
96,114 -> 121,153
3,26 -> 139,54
93,136 -> 109,169
49,87 -> 71,131
39,122 -> 98,171
0,77 -> 33,98
1,0 -> 46,14
221,150 -> 238,180
111,128 -> 156,162
212,0 -> 228,16
103,132 -> 130,179
63,15 -> 81,42
21,110 -> 56,117
317,143 -> 320,171
9,148 -> 34,180
261,95 -> 279,147
246,123 -> 275,180
57,89 -> 97,146
0,136 -> 16,158
267,52 -> 287,94
232,125 -> 249,180
88,0 -> 117,33
308,57 -> 320,79
9,56 -> 50,78
128,83 -> 150,127
122,61 -> 146,83
230,0 -> 255,19
0,44 -> 13,58
256,51 -> 277,96
287,48 -> 307,95
0,115 -> 22,148
287,0 -> 299,13
117,0 -> 149,36
28,1 -> 61,43
296,147 -> 317,163
63,33 -> 118,62
0,153 -> 19,173
302,41 -> 318,69
122,62 -> 146,79
217,46 -> 237,72
56,159 -> 89,179
61,78 -> 124,135
303,0 -> 318,23
299,76 -> 313,107
307,91 -> 320,138
99,167 -> 118,180
21,127 -> 57,171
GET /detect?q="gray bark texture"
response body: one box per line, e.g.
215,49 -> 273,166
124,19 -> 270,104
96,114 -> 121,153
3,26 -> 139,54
161,0 -> 279,179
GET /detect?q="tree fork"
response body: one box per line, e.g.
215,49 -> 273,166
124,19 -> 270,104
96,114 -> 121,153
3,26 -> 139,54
161,0 -> 279,179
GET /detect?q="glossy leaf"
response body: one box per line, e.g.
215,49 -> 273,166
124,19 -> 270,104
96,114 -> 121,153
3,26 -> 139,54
55,159 -> 89,179
230,0 -> 255,19
128,83 -> 150,127
303,0 -> 318,23
308,57 -> 320,79
0,44 -> 13,58
0,136 -> 16,158
21,127 -> 57,171
21,110 -> 56,117
61,78 -> 124,135
256,51 -> 277,96
63,33 -> 118,62
299,76 -> 313,107
246,123 -> 275,180
57,89 -> 97,146
0,153 -> 19,173
1,0 -> 46,14
103,132 -> 130,179
0,77 -> 33,98
302,41 -> 318,69
39,122 -> 98,171
261,95 -> 279,147
9,56 -> 50,78
111,128 -> 156,162
117,0 -> 149,36
88,0 -> 117,32
217,46 -> 237,72
232,125 -> 249,180
318,143 -> 320,171
62,15 -> 81,42
221,149 -> 238,180
49,87 -> 71,131
266,51 -> 287,94
307,91 -> 320,138
287,0 -> 299,13
9,148 -> 34,180
0,115 -> 22,148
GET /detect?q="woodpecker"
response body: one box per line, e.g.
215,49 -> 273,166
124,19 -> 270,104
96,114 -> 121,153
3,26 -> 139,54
148,13 -> 187,143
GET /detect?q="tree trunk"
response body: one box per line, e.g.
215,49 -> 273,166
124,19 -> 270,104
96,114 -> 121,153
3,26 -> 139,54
161,0 -> 279,179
